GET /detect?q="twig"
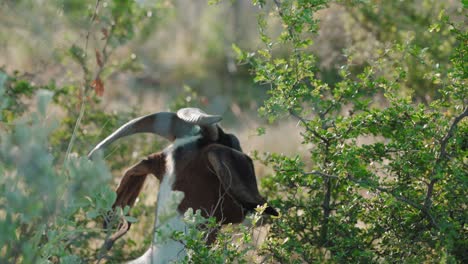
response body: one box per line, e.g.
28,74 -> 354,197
64,0 -> 103,163
320,94 -> 344,119
279,169 -> 339,179
437,107 -> 467,162
93,25 -> 114,81
272,0 -> 296,43
289,109 -> 329,143
85,0 -> 103,59
347,175 -> 439,228
320,175 -> 332,246
303,171 -> 339,179
97,215 -> 129,263
296,167 -> 441,228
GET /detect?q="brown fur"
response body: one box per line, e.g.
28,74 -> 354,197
114,153 -> 166,209
111,143 -> 276,245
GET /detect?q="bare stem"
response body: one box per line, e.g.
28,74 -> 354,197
65,0 -> 105,163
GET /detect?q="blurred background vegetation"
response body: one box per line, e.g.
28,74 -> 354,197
0,0 -> 466,263
2,0 -> 463,113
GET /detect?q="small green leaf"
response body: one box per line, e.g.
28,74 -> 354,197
86,210 -> 99,219
125,216 -> 138,223
257,127 -> 266,136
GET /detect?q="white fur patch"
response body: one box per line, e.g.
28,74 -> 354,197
128,135 -> 200,264
128,215 -> 186,264
163,135 -> 201,155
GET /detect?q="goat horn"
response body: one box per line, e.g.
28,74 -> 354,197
88,112 -> 196,159
177,108 -> 222,140
176,108 -> 222,125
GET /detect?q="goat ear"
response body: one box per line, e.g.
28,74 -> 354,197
206,146 -> 268,210
106,160 -> 152,249
114,159 -> 152,210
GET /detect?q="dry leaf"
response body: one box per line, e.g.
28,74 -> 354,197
95,49 -> 103,68
91,78 -> 104,97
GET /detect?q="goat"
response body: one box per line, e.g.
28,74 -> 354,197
88,108 -> 278,263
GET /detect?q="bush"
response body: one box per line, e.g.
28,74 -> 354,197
0,80 -> 117,263
234,0 -> 467,262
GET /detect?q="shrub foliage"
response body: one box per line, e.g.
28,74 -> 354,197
0,0 -> 466,263
235,0 -> 467,262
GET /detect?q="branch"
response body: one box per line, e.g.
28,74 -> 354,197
64,0 -> 118,163
279,169 -> 339,179
94,25 -> 114,81
320,175 -> 332,246
272,0 -> 295,39
304,170 -> 339,179
351,177 -> 421,210
320,94 -> 344,119
438,107 -> 467,162
347,175 -> 439,228
97,218 -> 129,263
424,106 -> 468,210
289,110 -> 329,144
84,0 -> 103,66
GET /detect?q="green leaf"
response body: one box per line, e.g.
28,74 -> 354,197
125,216 -> 138,223
86,210 -> 99,219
